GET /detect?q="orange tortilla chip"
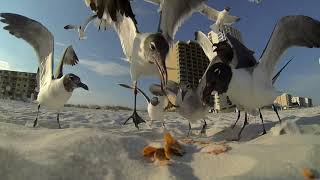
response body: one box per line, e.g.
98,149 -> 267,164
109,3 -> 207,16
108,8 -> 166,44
164,133 -> 183,159
302,168 -> 316,180
143,146 -> 158,157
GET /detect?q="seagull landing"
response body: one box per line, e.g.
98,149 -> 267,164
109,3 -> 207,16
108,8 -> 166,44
200,5 -> 240,32
0,13 -> 89,129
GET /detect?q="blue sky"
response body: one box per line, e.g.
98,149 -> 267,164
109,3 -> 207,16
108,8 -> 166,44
0,0 -> 319,108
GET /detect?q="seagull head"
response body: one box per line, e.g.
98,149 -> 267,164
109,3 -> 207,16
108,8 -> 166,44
224,7 -> 231,12
179,82 -> 192,101
144,33 -> 169,88
202,62 -> 232,102
150,97 -> 160,106
213,40 -> 234,64
63,73 -> 89,92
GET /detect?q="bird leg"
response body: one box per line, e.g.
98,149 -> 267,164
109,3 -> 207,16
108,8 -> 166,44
259,109 -> 267,135
200,119 -> 207,135
236,112 -> 248,141
232,109 -> 241,129
57,113 -> 62,129
123,83 -> 145,129
33,104 -> 40,128
187,122 -> 192,137
272,104 -> 281,124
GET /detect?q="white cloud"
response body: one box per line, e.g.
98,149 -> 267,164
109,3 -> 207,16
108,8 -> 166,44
0,60 -> 10,70
248,0 -> 263,4
81,59 -> 129,76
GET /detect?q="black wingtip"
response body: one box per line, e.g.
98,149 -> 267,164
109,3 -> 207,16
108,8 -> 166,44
118,83 -> 134,89
64,25 -> 72,29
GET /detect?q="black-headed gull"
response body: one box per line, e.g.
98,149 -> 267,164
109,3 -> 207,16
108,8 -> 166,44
0,13 -> 89,129
202,15 -> 320,139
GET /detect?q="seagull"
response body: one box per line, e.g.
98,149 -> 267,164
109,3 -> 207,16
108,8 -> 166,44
200,5 -> 240,32
0,13 -> 89,129
150,79 -> 211,136
118,83 -> 166,127
196,30 -> 293,137
201,15 -> 320,139
66,0 -> 209,129
64,15 -> 98,40
231,57 -> 294,139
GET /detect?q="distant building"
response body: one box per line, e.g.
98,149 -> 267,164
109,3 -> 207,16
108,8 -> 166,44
0,70 -> 37,101
208,25 -> 243,112
304,97 -> 313,107
167,40 -> 209,88
274,93 -> 293,107
274,93 -> 313,109
208,25 -> 243,44
166,40 -> 210,107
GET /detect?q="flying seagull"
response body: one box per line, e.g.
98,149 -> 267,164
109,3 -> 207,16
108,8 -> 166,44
200,5 -> 240,32
64,15 -> 98,40
0,13 -> 89,129
202,15 -> 320,139
118,83 -> 166,127
66,0 -> 209,129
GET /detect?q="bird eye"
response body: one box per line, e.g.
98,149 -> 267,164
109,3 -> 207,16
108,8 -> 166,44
214,68 -> 221,75
150,42 -> 156,51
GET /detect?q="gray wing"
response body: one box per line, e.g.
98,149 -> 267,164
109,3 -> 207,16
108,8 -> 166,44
195,31 -> 216,61
158,0 -> 205,41
0,13 -> 54,88
83,0 -> 138,58
118,83 -> 150,103
149,80 -> 179,96
226,34 -> 257,68
200,4 -> 219,21
223,15 -> 240,25
55,46 -> 79,79
259,15 -> 320,79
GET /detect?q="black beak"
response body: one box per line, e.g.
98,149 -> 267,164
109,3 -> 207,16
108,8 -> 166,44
77,82 -> 89,91
154,52 -> 168,89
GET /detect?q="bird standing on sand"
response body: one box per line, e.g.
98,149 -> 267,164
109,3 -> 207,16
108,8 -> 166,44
0,13 -> 89,129
202,15 -> 320,140
197,30 -> 294,139
118,83 -> 166,127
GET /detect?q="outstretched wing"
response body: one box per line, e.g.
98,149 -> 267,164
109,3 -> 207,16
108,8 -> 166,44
149,81 -> 179,96
195,31 -> 216,61
55,46 -> 79,79
0,13 -> 54,88
223,15 -> 240,25
259,15 -> 320,79
118,83 -> 150,103
84,0 -> 138,59
156,0 -> 205,41
200,4 -> 219,21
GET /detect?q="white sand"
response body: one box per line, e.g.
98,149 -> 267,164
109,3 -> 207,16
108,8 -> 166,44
0,100 -> 319,180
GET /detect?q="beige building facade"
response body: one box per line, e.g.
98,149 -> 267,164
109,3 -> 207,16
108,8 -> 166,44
0,70 -> 37,101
